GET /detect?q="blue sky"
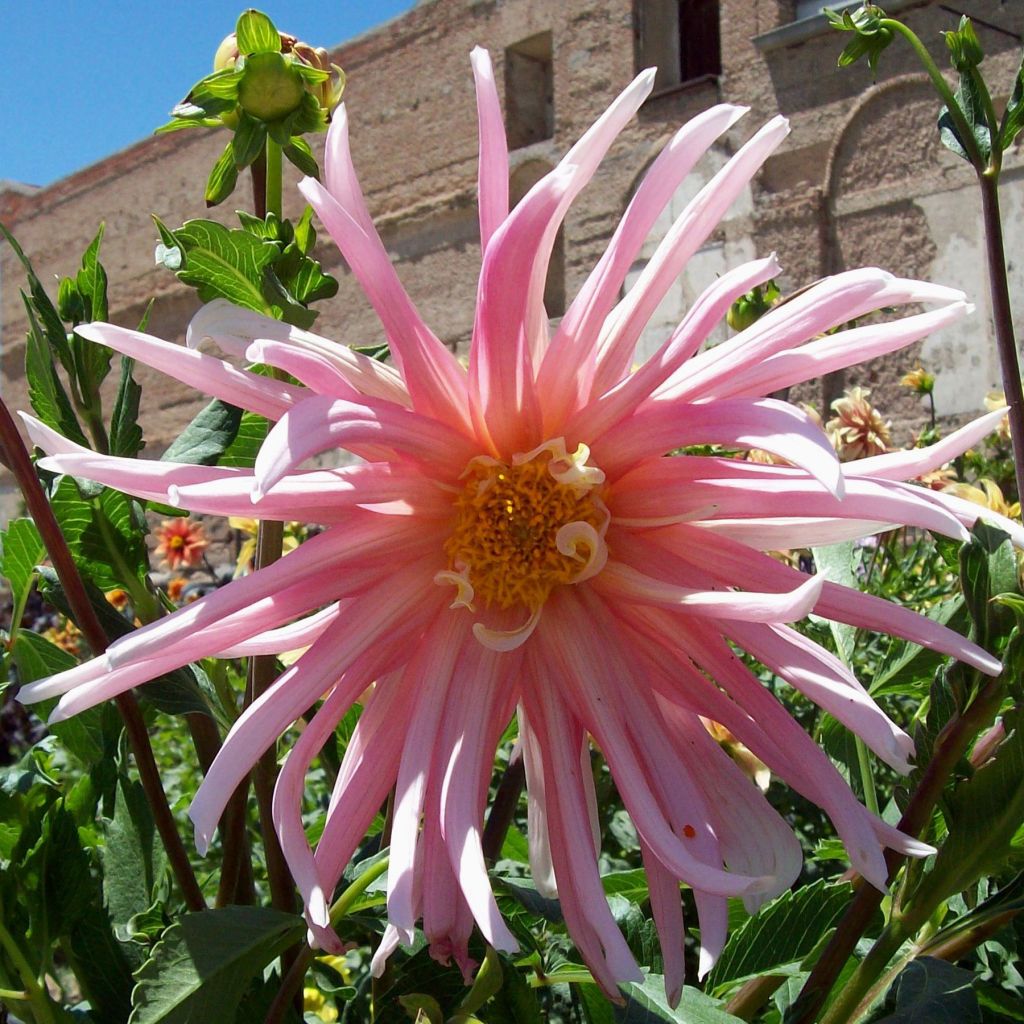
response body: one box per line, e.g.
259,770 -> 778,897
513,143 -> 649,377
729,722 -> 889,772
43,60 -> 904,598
0,1 -> 417,187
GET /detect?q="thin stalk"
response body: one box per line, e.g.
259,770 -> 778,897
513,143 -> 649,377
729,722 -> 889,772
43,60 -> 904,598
882,19 -> 985,171
0,400 -> 206,912
0,913 -> 57,1024
979,172 -> 1024,506
788,675 -> 1003,1024
482,747 -> 526,862
265,138 -> 283,219
263,857 -> 391,1024
726,975 -> 787,1020
855,736 -> 880,817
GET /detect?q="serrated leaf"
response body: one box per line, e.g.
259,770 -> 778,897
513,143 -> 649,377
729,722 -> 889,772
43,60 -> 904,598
1000,50 -> 1024,150
810,542 -> 857,662
161,398 -> 243,466
870,597 -> 968,697
77,223 -> 109,322
23,296 -> 89,445
206,143 -> 240,208
0,517 -> 45,610
50,477 -> 148,590
164,218 -> 277,312
0,221 -> 76,374
580,974 -> 745,1023
706,880 -> 853,993
129,907 -> 304,1024
927,706 -> 1024,895
110,356 -> 145,457
938,70 -> 992,165
236,9 -> 281,55
878,957 -> 979,1023
216,410 -> 268,468
103,775 -> 167,954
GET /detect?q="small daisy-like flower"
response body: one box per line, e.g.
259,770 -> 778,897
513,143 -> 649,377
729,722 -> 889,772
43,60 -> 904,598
17,52 -> 1017,1003
900,366 -> 935,395
153,517 -> 208,570
165,577 -> 188,603
827,386 -> 892,460
984,390 -> 1012,440
942,478 -> 1020,519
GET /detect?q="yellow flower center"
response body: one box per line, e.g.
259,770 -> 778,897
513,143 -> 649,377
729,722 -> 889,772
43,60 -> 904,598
168,536 -> 185,549
442,439 -> 609,613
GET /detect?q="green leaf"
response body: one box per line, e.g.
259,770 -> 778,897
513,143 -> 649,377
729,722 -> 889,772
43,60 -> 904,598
216,410 -> 269,468
927,706 -> 1024,895
205,143 -> 240,208
235,9 -> 281,55
110,356 -> 145,457
293,205 -> 317,255
581,974 -> 745,1023
284,137 -> 320,178
1000,49 -> 1024,150
0,221 -> 76,374
810,542 -> 857,662
23,295 -> 89,445
129,907 -> 304,1024
938,70 -> 992,165
76,223 -> 109,322
870,597 -> 968,697
103,776 -> 168,955
878,957 -> 979,1023
159,218 -> 277,313
0,517 -> 45,612
601,868 -> 650,904
231,113 -> 267,170
50,477 -> 149,590
706,880 -> 854,993
161,398 -> 243,466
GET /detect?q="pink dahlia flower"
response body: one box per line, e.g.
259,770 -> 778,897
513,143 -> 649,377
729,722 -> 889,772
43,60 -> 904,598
17,50 -> 1018,1004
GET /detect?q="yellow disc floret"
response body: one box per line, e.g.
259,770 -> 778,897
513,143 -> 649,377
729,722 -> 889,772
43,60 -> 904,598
443,439 -> 609,612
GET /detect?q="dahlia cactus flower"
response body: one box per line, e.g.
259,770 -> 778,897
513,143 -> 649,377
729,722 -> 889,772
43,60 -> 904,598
18,49 -> 1017,1004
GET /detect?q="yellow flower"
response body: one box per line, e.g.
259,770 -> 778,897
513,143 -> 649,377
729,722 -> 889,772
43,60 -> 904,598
229,517 -> 302,576
899,366 -> 935,395
941,478 -> 1020,519
826,387 -> 891,460
984,390 -> 1011,441
303,988 -> 338,1023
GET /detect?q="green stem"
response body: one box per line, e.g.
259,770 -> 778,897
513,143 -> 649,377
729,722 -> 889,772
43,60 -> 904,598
978,172 -> 1024,507
788,675 -> 1003,1024
0,916 -> 57,1024
263,857 -> 391,1024
855,737 -> 880,817
882,19 -> 986,171
0,986 -> 30,1001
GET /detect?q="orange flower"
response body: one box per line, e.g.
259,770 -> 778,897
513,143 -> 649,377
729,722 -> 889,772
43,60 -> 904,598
827,387 -> 891,460
154,518 -> 208,570
106,588 -> 130,611
166,577 -> 188,603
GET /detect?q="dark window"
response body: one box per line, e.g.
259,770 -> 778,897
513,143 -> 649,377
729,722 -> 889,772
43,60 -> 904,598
635,1 -> 720,91
505,32 -> 554,149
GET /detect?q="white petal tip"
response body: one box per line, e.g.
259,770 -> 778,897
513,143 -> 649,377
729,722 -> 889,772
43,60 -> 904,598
697,948 -> 716,980
47,704 -> 70,724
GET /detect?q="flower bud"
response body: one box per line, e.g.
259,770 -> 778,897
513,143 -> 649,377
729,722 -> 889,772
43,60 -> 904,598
237,51 -> 307,121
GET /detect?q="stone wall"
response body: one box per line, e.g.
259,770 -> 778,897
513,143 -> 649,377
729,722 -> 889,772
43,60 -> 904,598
2,0 -> 1023,515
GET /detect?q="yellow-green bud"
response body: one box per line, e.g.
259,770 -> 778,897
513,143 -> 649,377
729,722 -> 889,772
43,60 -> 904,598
237,51 -> 307,122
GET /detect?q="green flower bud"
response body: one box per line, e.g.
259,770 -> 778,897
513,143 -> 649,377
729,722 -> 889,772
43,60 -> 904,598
237,51 -> 307,122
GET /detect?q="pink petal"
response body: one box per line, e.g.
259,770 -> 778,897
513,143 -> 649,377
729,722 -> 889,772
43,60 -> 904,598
595,559 -> 825,623
568,255 -> 782,442
215,603 -> 343,657
591,116 -> 791,395
187,299 -> 411,407
252,395 -> 476,498
471,47 -> 508,250
597,397 -> 843,496
74,323 -> 302,419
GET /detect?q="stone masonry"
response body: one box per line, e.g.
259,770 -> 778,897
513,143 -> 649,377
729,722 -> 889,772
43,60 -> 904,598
2,0 -> 1023,520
